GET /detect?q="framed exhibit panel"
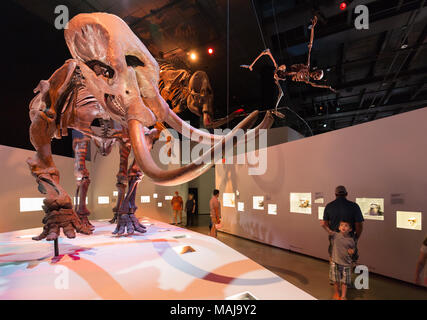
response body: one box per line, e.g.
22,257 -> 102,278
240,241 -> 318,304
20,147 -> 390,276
268,204 -> 277,215
98,196 -> 109,204
153,193 -> 158,199
290,193 -> 312,214
165,195 -> 173,200
253,196 -> 264,210
318,206 -> 325,220
356,198 -> 385,220
314,192 -> 324,204
157,202 -> 163,207
141,196 -> 150,203
237,202 -> 244,212
113,191 -> 118,196
223,193 -> 236,207
396,211 -> 422,230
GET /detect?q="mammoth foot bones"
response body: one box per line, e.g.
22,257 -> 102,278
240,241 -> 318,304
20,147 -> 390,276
78,214 -> 95,232
32,209 -> 92,241
27,157 -> 93,241
112,213 -> 146,235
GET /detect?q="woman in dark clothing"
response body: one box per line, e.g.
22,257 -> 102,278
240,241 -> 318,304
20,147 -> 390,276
185,193 -> 196,227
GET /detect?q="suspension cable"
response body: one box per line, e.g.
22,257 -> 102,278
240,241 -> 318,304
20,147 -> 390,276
271,0 -> 284,61
250,0 -> 267,49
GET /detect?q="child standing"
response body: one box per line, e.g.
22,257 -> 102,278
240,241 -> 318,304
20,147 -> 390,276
324,220 -> 356,300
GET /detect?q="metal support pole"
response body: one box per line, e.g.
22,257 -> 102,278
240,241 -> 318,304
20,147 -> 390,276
54,238 -> 59,257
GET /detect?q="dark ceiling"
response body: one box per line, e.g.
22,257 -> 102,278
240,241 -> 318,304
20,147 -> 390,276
10,0 -> 427,137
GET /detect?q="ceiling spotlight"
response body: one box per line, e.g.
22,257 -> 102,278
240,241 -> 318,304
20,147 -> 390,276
323,123 -> 327,128
208,48 -> 214,55
189,52 -> 197,61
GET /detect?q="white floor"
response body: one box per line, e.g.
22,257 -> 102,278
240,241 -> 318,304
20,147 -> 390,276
0,218 -> 315,300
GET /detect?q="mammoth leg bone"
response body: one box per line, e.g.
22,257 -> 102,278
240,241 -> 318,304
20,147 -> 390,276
110,139 -> 131,224
73,135 -> 95,231
27,62 -> 92,241
112,159 -> 146,235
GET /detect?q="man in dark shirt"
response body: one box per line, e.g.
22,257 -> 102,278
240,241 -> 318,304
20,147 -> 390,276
322,186 -> 364,258
322,186 -> 364,287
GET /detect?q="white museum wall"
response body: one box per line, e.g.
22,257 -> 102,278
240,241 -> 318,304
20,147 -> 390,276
216,107 -> 427,285
0,144 -> 87,232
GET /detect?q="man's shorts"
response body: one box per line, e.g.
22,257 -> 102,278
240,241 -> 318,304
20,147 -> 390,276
330,262 -> 352,286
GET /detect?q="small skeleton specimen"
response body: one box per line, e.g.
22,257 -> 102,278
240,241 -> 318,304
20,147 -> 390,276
241,16 -> 336,113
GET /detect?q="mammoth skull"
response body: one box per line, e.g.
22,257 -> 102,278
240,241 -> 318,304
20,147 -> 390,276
64,13 -> 273,186
187,70 -> 214,117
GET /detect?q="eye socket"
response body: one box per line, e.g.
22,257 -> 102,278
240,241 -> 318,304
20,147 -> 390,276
125,55 -> 145,68
86,60 -> 115,79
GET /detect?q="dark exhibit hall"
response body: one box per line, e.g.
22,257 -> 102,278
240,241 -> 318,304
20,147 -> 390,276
0,0 -> 426,306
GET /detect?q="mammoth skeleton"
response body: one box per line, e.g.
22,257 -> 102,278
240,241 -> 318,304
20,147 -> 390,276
158,58 -> 243,128
27,13 -> 274,241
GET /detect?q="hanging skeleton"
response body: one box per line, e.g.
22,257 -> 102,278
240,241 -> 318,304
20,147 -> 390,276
158,58 -> 243,128
241,16 -> 336,114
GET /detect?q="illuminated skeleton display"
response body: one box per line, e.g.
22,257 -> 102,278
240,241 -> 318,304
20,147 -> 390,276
27,13 -> 273,241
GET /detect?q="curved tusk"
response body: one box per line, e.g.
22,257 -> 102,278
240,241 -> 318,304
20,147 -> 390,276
145,92 -> 252,144
129,111 -> 274,186
164,110 -> 227,143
